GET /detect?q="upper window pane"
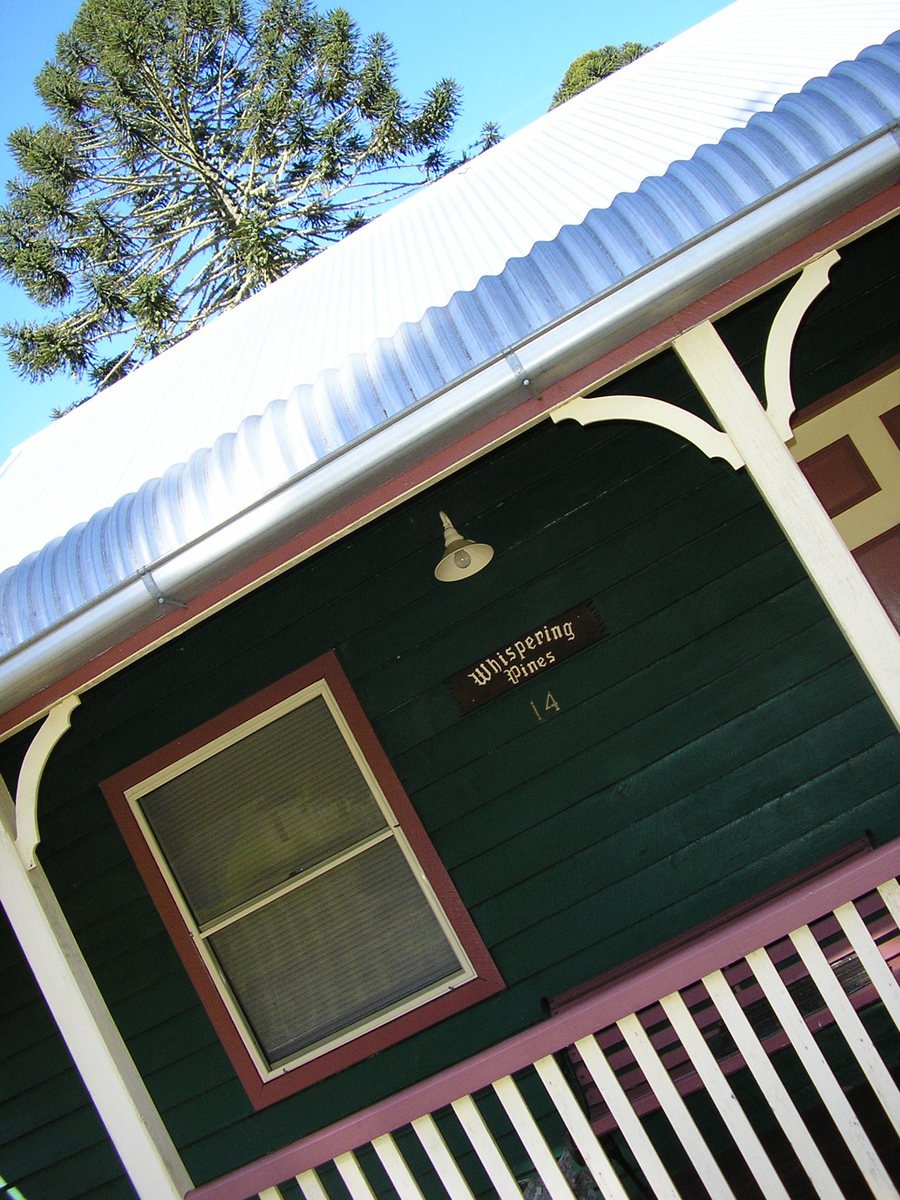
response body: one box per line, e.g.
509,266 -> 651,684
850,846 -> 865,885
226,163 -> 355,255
140,693 -> 385,925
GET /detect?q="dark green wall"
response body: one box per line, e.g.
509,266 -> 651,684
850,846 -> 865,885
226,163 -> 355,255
1,217 -> 898,1199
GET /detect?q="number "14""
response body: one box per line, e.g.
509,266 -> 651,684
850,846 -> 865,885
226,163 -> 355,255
530,692 -> 561,721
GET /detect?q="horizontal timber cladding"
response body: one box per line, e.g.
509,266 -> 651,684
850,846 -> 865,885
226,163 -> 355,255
1,315 -> 898,1191
9,420 -> 900,1194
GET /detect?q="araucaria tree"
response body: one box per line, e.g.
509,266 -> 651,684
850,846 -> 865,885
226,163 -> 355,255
550,42 -> 653,108
0,0 -> 470,393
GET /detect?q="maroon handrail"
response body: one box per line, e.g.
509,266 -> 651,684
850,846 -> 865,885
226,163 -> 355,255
186,836 -> 900,1200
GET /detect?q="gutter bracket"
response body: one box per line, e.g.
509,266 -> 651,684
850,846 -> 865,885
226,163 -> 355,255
139,567 -> 187,609
505,350 -> 537,398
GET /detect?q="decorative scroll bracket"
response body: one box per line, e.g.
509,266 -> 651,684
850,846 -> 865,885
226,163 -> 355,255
763,249 -> 840,442
550,250 -> 841,463
15,694 -> 80,869
551,393 -> 745,468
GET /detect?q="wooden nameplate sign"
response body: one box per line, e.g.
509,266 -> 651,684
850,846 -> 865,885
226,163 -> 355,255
448,601 -> 607,713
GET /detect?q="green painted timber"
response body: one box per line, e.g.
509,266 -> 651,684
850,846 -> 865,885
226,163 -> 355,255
0,217 -> 898,1196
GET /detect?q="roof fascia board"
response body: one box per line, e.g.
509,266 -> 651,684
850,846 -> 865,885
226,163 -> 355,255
1,145 -> 898,741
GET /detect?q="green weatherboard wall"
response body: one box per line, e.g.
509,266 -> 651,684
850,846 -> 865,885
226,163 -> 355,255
1,219 -> 899,1199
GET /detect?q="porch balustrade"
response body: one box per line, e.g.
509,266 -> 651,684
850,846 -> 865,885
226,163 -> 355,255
187,839 -> 900,1200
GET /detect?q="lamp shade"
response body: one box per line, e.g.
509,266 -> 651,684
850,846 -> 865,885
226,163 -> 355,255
434,512 -> 494,583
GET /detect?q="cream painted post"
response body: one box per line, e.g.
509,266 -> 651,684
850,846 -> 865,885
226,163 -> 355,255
0,780 -> 192,1199
675,321 -> 900,731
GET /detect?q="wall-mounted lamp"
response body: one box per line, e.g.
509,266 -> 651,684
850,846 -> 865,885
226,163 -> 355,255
434,512 -> 494,583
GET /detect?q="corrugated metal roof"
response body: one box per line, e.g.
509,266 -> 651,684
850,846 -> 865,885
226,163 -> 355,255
0,0 -> 898,657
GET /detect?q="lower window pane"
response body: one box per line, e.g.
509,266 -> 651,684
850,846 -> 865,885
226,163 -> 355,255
209,837 -> 465,1066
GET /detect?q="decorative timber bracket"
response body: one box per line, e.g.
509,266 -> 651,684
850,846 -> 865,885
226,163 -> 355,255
550,250 -> 841,462
14,694 -> 80,869
552,392 -> 744,467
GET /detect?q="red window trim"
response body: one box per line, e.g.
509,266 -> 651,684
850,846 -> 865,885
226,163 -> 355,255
102,650 -> 504,1109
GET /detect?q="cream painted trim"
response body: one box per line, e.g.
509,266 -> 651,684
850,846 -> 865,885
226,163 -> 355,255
550,394 -> 744,468
764,251 -> 840,442
790,368 -> 900,551
0,782 -> 191,1200
675,321 -> 900,731
14,693 -> 80,869
198,827 -> 395,938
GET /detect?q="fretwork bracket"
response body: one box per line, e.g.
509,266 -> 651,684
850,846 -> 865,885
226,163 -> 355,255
15,694 -> 80,869
551,250 -> 841,464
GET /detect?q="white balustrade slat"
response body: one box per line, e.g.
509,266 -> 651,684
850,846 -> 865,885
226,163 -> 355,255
296,1169 -> 331,1200
533,1054 -> 632,1200
659,991 -> 791,1200
745,946 -> 897,1200
372,1133 -> 427,1200
450,1094 -> 522,1200
701,969 -> 844,1200
411,1114 -> 476,1200
833,900 -> 900,1032
876,880 -> 900,947
492,1074 -> 576,1200
575,1032 -> 684,1200
260,874 -> 900,1200
789,924 -> 900,1139
617,1013 -> 738,1200
334,1151 -> 378,1200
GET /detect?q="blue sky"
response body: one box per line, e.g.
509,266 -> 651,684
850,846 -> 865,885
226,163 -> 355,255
0,0 -> 729,463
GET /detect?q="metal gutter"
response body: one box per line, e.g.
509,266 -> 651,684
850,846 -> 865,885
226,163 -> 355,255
0,127 -> 898,726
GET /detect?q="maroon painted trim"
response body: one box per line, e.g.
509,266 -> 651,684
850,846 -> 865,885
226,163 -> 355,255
881,401 -> 900,451
4,188 -> 898,741
185,835 -> 900,1200
101,651 -> 503,1110
797,435 -> 880,517
854,522 -> 900,632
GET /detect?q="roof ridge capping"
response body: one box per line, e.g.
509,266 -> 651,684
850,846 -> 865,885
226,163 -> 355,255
0,21 -> 899,683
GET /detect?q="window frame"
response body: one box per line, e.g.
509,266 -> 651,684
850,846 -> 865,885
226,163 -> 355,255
102,651 -> 503,1109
